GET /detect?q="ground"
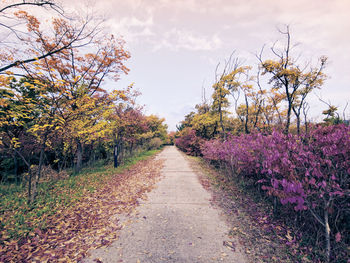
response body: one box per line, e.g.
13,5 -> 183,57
84,146 -> 248,263
1,146 -> 296,262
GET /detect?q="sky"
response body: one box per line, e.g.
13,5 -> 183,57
63,0 -> 350,131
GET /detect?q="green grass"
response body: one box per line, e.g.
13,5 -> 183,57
0,148 -> 162,242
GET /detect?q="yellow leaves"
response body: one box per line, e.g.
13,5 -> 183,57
4,71 -> 14,75
110,89 -> 129,102
262,57 -> 326,93
30,123 -> 53,132
262,60 -> 281,73
72,76 -> 80,83
10,137 -> 21,148
0,74 -> 14,86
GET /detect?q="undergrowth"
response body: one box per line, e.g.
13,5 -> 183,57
189,156 -> 303,263
0,148 -> 161,243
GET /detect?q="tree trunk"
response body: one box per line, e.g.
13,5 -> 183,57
114,142 -> 119,168
129,142 -> 133,155
296,115 -> 300,135
27,168 -> 33,204
304,118 -> 309,135
324,207 -> 331,263
253,103 -> 261,130
285,104 -> 292,134
292,106 -> 302,135
28,146 -> 45,204
219,103 -> 226,140
11,149 -> 31,200
75,140 -> 83,173
120,143 -> 125,164
244,94 -> 249,134
273,196 -> 278,216
37,148 -> 45,182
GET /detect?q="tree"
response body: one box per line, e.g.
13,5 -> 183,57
211,56 -> 241,139
144,115 -> 168,142
21,26 -> 130,172
0,0 -> 98,73
0,2 -> 130,201
0,78 -> 37,182
104,87 -> 147,168
191,110 -> 219,139
212,76 -> 230,138
0,76 -> 65,203
258,25 -> 327,134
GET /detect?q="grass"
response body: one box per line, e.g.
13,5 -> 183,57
0,148 -> 162,243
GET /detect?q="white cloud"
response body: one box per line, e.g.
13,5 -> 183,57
107,15 -> 155,42
60,0 -> 350,127
153,28 -> 222,51
125,16 -> 153,28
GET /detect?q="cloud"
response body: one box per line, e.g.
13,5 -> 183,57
59,0 -> 350,127
107,15 -> 155,42
153,28 -> 222,51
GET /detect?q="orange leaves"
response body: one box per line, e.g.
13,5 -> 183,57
14,10 -> 41,33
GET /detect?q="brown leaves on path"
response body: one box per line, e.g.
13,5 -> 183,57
1,157 -> 164,262
188,156 -> 299,263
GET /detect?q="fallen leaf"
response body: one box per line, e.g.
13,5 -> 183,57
223,241 -> 235,251
286,231 -> 293,242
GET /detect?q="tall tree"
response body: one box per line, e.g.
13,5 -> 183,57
22,29 -> 130,172
0,2 -> 130,200
258,25 -> 327,134
0,77 -> 64,203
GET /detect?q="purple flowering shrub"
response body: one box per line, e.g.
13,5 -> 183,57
201,124 -> 350,261
201,133 -> 265,176
175,128 -> 204,156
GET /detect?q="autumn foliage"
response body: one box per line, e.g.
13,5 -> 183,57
0,0 -> 168,200
0,1 -> 169,261
175,27 -> 349,262
200,125 -> 349,260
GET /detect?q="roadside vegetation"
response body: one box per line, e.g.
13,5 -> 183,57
0,1 -> 169,260
1,149 -> 163,261
175,26 -> 349,263
0,0 -> 169,203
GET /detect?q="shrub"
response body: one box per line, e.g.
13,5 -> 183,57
147,138 -> 163,150
201,125 -> 350,262
175,128 -> 204,156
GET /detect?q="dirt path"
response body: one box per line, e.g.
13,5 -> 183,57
84,146 -> 247,263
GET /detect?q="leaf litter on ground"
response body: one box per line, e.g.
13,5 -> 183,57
187,155 -> 306,263
0,156 -> 164,262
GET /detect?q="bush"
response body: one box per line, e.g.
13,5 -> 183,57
147,138 -> 163,150
201,125 -> 350,262
175,128 -> 204,156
